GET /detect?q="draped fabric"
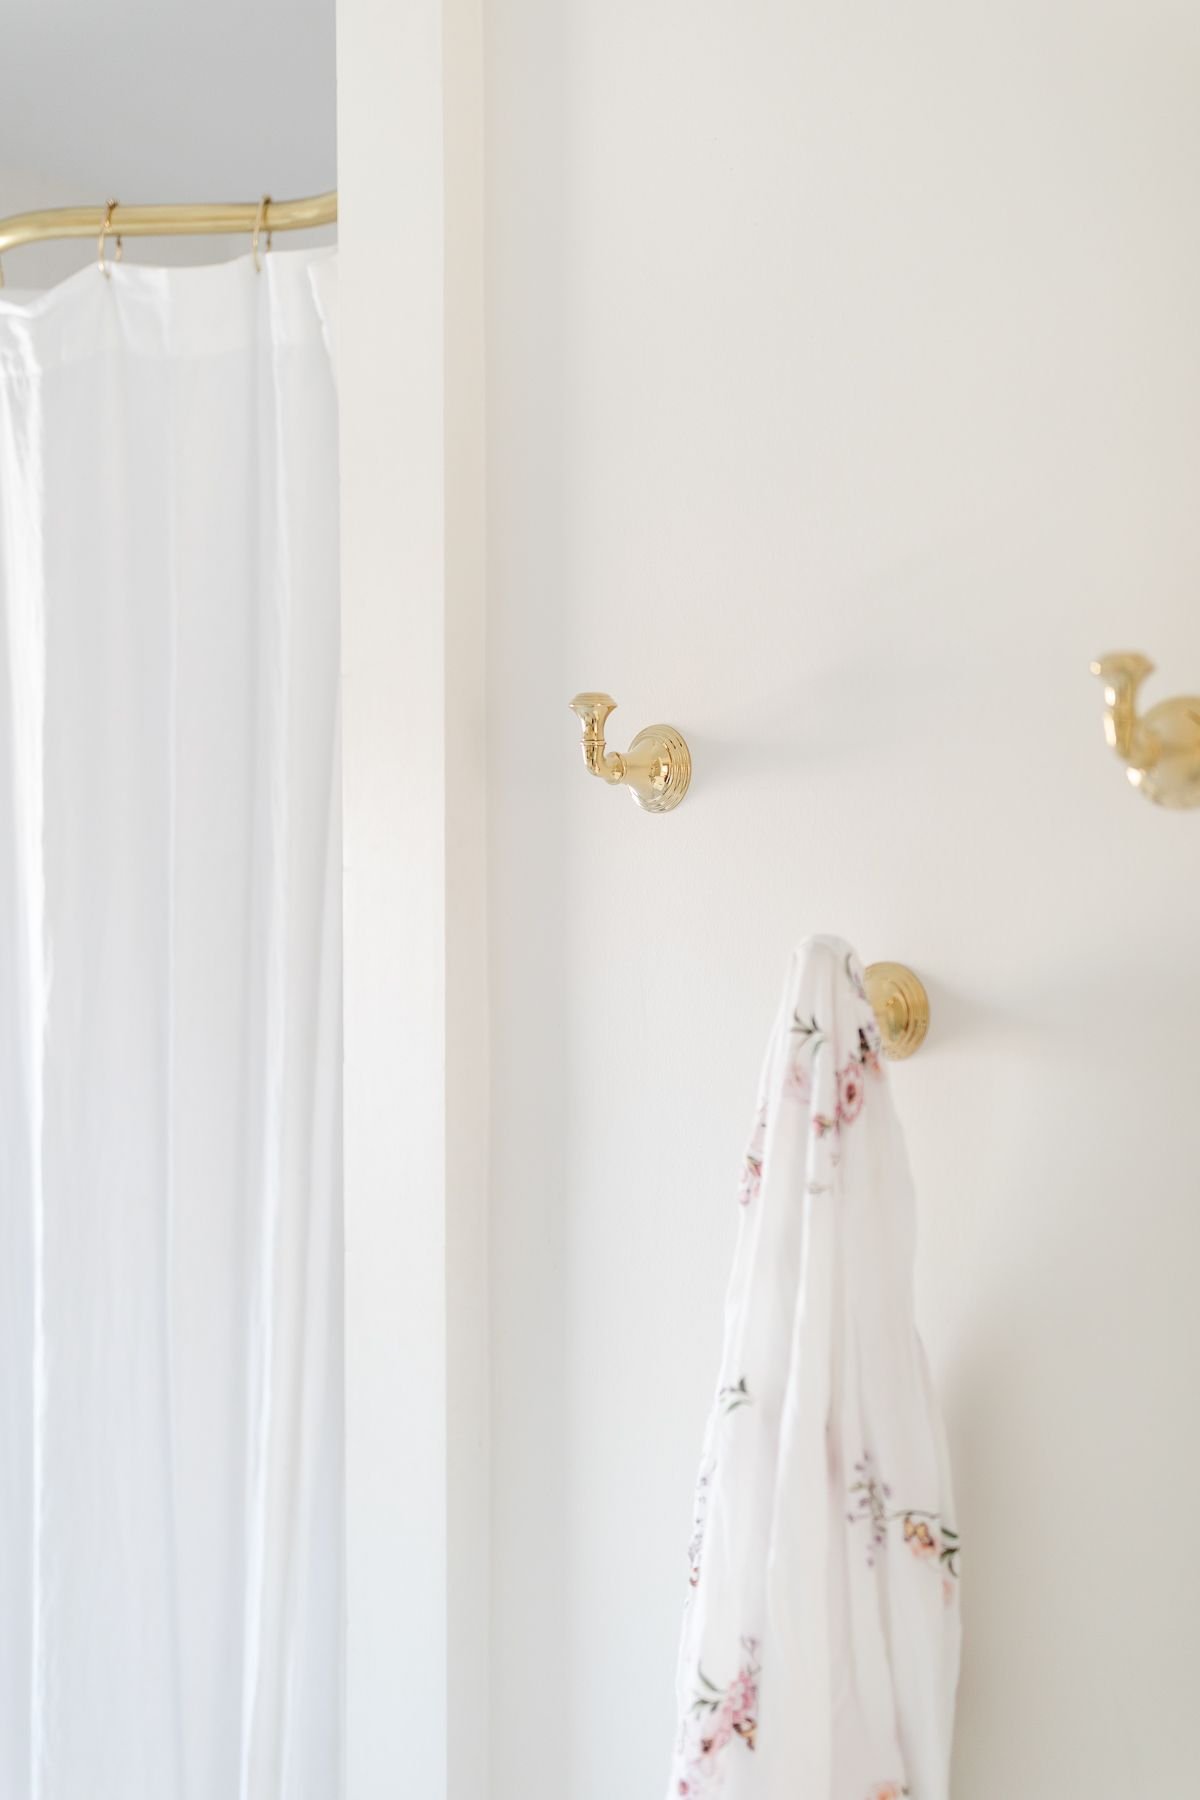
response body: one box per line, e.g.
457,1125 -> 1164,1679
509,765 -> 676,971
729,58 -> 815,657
0,250 -> 342,1799
667,937 -> 960,1800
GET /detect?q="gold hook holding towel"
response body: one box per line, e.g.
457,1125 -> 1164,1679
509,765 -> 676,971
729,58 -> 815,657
864,963 -> 930,1060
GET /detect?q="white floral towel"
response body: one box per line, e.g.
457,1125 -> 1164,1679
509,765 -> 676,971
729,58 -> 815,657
667,936 -> 960,1800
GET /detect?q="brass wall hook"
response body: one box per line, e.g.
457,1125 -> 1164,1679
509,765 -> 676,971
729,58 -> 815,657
568,692 -> 691,813
1090,651 -> 1200,808
864,962 -> 930,1060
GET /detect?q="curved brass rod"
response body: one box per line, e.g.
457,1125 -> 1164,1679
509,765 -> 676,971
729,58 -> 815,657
0,191 -> 337,258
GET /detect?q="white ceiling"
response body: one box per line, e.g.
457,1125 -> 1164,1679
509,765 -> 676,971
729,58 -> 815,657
1,0 -> 336,284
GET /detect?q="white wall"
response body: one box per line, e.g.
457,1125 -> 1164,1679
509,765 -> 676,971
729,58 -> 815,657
485,4 -> 1200,1796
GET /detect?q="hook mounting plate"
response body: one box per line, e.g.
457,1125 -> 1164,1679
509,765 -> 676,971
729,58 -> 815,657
864,961 -> 930,1060
627,725 -> 691,813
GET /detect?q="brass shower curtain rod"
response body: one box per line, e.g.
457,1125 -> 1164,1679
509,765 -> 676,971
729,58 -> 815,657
0,190 -> 337,258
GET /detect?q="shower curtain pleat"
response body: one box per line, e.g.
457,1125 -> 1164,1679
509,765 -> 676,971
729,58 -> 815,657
0,250 -> 342,1800
0,326 -> 48,1795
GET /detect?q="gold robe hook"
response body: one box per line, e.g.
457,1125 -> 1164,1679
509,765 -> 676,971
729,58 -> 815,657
1090,651 -> 1200,808
863,963 -> 930,1060
568,692 -> 692,813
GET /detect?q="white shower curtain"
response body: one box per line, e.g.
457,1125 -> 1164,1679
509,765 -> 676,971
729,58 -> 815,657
0,249 -> 342,1799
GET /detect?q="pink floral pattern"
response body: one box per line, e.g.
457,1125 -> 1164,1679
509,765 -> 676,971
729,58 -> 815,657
849,1452 -> 961,1585
673,1639 -> 761,1796
785,1056 -> 812,1101
788,1003 -> 882,1150
837,1057 -> 866,1122
738,1107 -> 767,1206
867,1785 -> 910,1799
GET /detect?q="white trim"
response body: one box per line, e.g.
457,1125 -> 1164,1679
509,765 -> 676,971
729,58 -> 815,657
337,1 -> 488,1793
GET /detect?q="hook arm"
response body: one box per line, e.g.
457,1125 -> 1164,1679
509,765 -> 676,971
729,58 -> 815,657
1090,651 -> 1155,765
569,693 -> 626,784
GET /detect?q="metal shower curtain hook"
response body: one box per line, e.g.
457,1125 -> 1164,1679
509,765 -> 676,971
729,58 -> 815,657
98,198 -> 122,276
252,194 -> 272,271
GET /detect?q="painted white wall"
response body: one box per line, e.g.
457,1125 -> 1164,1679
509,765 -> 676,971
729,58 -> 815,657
485,3 -> 1200,1797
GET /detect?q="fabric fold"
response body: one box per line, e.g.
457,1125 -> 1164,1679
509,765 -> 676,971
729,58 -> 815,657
667,936 -> 959,1800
